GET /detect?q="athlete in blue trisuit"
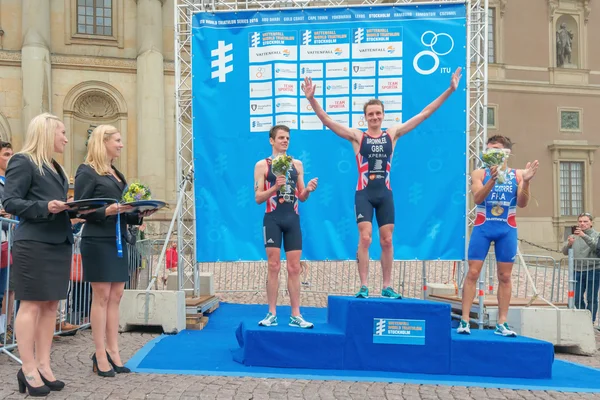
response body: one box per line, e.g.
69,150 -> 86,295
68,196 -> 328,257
458,135 -> 539,337
302,68 -> 462,299
253,125 -> 318,328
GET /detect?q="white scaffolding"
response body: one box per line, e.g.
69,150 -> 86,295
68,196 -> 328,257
173,0 -> 489,293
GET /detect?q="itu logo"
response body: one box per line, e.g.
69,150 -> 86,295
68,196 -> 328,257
334,47 -> 343,56
282,49 -> 290,57
413,31 -> 454,75
386,45 -> 395,54
211,41 -> 234,83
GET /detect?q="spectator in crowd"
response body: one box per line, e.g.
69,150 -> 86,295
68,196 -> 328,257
563,212 -> 600,323
0,140 -> 14,345
3,113 -> 74,395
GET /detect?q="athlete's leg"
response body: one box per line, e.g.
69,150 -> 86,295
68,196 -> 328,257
357,222 -> 372,287
496,261 -> 514,325
375,192 -> 395,288
282,215 -> 303,317
263,214 -> 283,316
379,224 -> 394,288
285,250 -> 302,317
355,191 -> 374,288
461,229 -> 492,322
265,248 -> 281,315
494,230 -> 518,325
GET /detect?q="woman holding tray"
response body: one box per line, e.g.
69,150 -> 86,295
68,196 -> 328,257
3,113 -> 74,396
74,125 -> 153,377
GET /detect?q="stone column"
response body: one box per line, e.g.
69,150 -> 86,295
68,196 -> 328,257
21,0 -> 52,141
136,0 -> 166,201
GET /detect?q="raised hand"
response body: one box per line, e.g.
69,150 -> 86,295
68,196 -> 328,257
301,76 -> 316,100
450,67 -> 462,91
522,160 -> 539,182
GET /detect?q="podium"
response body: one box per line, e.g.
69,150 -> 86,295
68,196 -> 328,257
233,296 -> 554,379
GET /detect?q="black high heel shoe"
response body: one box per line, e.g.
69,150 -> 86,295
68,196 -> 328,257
106,351 -> 131,373
38,370 -> 65,391
16,369 -> 50,397
91,353 -> 116,377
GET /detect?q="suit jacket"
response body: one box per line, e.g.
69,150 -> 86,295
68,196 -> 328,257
2,154 -> 74,244
74,163 -> 142,238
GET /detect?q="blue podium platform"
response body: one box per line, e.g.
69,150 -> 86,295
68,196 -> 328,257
233,295 -> 554,379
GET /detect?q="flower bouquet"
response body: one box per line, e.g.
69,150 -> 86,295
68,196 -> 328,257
122,182 -> 152,203
271,154 -> 293,195
481,148 -> 510,184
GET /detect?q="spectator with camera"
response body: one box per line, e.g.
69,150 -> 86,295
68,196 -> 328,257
562,212 -> 600,323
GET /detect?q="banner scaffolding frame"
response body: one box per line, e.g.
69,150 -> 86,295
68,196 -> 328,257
174,0 -> 488,294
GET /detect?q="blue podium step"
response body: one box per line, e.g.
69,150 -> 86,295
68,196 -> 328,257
232,320 -> 346,369
232,295 -> 555,379
450,329 -> 554,379
327,296 -> 452,374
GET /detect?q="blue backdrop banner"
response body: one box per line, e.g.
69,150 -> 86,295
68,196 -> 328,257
192,3 -> 467,262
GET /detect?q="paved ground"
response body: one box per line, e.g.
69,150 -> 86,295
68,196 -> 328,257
1,292 -> 600,399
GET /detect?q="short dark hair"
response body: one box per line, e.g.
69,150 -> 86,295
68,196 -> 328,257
487,135 -> 513,150
0,141 -> 12,150
269,125 -> 290,140
363,99 -> 384,115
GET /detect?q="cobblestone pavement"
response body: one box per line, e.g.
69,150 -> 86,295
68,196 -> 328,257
1,292 -> 600,399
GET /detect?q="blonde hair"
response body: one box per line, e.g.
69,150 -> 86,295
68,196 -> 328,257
19,113 -> 64,175
85,124 -> 120,176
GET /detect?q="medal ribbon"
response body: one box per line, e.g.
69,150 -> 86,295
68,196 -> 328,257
116,203 -> 123,258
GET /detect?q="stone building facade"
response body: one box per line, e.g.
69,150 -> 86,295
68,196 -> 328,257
0,0 -> 598,253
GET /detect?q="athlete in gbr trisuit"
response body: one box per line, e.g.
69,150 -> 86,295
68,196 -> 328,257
253,125 -> 318,329
302,67 -> 462,300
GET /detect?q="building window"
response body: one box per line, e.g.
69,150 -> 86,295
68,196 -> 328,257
488,8 -> 496,64
559,108 -> 582,132
77,0 -> 112,36
487,105 -> 497,128
559,161 -> 584,216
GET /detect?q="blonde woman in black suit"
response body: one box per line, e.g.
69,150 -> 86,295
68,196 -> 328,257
3,113 -> 73,396
74,125 -> 149,377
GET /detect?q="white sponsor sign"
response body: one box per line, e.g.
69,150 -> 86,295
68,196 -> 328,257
275,114 -> 298,130
275,80 -> 297,96
250,116 -> 273,132
378,60 -> 403,76
300,63 -> 324,78
274,98 -> 298,114
352,42 -> 402,59
250,46 -> 297,62
379,95 -> 403,111
326,62 -> 350,78
352,79 -> 376,95
274,63 -> 298,79
378,77 -> 402,93
300,114 -> 324,130
326,97 -> 350,113
249,81 -> 273,98
249,64 -> 273,81
351,61 -> 376,77
249,99 -> 273,115
325,79 -> 350,96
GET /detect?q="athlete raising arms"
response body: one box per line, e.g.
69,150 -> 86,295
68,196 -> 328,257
302,68 -> 462,298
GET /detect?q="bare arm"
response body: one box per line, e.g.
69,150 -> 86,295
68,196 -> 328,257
294,160 -> 318,202
253,160 -> 284,204
388,67 -> 462,141
302,76 -> 361,144
471,167 -> 497,205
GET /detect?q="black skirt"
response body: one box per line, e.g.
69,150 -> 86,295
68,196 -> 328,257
11,240 -> 72,301
81,236 -> 129,283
